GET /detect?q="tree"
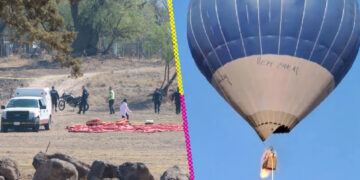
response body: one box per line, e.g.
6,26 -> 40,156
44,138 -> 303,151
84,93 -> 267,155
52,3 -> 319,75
159,33 -> 176,96
0,0 -> 175,79
69,0 -> 146,56
145,1 -> 177,95
69,0 -> 101,56
97,0 -> 145,54
0,0 -> 82,76
0,19 -> 5,35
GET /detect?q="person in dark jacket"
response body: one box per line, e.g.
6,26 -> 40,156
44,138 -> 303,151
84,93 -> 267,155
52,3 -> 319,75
171,88 -> 181,114
78,86 -> 89,114
152,88 -> 162,114
50,86 -> 60,112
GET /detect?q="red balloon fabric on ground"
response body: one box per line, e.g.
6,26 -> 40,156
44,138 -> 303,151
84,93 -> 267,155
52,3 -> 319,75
66,119 -> 183,133
85,119 -> 105,126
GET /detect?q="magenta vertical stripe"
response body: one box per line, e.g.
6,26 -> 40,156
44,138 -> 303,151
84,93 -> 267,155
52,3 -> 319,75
180,94 -> 194,179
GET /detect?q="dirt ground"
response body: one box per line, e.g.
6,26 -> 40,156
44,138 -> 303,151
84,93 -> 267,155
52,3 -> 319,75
0,55 -> 188,179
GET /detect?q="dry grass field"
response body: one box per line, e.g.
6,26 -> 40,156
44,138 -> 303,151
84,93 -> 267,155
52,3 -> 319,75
0,55 -> 187,179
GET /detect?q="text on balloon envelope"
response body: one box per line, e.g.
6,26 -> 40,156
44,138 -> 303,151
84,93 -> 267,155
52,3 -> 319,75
256,57 -> 299,75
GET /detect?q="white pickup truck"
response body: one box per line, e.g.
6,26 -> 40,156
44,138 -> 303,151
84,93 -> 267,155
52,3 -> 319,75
1,88 -> 53,132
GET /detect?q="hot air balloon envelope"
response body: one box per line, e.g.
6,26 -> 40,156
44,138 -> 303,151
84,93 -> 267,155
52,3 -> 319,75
187,0 -> 360,140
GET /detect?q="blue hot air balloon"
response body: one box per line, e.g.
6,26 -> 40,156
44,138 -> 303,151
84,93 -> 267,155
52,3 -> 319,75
187,0 -> 360,141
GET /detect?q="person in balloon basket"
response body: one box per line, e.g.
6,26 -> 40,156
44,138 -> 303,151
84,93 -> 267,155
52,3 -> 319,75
152,88 -> 163,114
120,98 -> 131,120
108,86 -> 115,114
50,86 -> 60,112
78,86 -> 89,114
171,88 -> 181,114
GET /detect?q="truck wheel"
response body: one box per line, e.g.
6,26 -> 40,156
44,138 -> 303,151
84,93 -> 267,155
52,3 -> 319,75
58,100 -> 66,111
45,117 -> 51,130
1,125 -> 8,133
32,121 -> 40,132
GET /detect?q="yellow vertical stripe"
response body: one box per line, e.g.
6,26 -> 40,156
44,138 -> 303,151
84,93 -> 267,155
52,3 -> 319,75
167,0 -> 184,95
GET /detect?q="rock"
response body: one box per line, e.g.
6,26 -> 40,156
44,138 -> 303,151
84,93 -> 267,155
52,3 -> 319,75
0,158 -> 21,180
87,161 -> 105,180
160,166 -> 190,180
33,158 -> 78,180
87,161 -> 119,180
118,162 -> 154,180
32,152 -> 48,170
102,163 -> 119,179
87,161 -> 154,180
48,153 -> 90,179
33,152 -> 90,179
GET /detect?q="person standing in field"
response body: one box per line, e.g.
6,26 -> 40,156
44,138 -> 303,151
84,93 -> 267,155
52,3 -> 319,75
50,86 -> 60,112
152,88 -> 162,114
108,86 -> 115,114
120,99 -> 131,120
171,88 -> 181,114
78,86 -> 89,114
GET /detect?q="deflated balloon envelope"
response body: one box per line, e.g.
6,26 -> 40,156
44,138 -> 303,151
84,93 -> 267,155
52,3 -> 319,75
187,0 -> 360,141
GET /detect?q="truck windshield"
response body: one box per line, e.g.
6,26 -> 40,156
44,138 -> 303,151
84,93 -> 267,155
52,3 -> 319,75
7,99 -> 39,108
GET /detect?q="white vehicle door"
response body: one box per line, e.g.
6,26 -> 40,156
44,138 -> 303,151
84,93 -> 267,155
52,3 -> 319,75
38,99 -> 47,123
45,92 -> 52,117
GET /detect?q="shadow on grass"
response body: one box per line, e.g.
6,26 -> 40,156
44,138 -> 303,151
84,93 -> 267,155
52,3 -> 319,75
1,128 -> 47,133
0,60 -> 59,72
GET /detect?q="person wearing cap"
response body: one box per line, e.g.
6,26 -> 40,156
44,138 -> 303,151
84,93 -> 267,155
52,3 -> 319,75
108,86 -> 115,114
50,86 -> 60,112
120,99 -> 131,120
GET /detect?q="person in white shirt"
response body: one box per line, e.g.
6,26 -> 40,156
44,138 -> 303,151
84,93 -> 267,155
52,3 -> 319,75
120,99 -> 131,120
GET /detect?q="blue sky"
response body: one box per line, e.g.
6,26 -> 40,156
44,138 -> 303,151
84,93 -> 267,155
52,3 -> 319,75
173,0 -> 360,179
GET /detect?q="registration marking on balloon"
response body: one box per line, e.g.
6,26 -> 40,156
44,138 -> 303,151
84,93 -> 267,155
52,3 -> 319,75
256,56 -> 300,75
212,55 -> 335,141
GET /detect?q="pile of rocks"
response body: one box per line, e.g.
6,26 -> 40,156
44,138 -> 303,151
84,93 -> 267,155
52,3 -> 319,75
0,152 -> 190,180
